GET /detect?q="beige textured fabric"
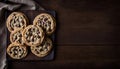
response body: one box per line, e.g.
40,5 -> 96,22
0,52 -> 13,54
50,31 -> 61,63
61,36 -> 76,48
0,0 -> 44,69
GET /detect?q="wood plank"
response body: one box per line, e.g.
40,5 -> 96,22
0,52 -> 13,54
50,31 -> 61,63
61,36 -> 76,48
8,46 -> 120,69
8,61 -> 120,69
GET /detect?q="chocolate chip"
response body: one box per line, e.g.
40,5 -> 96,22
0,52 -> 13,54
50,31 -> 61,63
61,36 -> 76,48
44,18 -> 48,21
10,51 -> 12,54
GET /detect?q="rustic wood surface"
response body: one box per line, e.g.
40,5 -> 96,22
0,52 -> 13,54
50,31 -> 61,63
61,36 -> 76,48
8,0 -> 120,69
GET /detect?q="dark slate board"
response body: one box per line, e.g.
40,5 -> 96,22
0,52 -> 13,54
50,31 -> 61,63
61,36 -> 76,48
6,10 -> 56,61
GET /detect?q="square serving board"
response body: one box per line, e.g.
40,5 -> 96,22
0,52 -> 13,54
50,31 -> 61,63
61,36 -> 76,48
6,10 -> 56,61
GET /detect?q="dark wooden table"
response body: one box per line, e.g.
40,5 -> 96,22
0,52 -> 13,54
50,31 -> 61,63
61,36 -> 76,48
8,0 -> 120,69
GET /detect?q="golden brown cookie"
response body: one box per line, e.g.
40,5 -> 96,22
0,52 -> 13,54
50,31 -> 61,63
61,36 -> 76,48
22,25 -> 44,46
31,38 -> 53,57
10,29 -> 24,45
6,12 -> 28,32
33,13 -> 56,35
7,43 -> 28,59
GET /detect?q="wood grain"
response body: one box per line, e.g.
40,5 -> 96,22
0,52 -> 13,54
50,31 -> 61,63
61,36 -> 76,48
36,0 -> 120,45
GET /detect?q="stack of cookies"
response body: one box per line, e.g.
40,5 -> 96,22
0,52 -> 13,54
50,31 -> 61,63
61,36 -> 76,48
6,12 -> 56,59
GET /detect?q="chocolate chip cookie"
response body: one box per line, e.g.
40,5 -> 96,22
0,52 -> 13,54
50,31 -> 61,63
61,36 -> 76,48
6,12 -> 28,32
22,25 -> 44,46
33,13 -> 56,35
10,29 -> 24,45
7,43 -> 28,59
31,38 -> 53,57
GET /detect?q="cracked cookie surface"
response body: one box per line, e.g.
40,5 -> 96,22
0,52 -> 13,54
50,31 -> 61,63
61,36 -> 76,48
23,25 -> 44,46
33,13 -> 56,35
31,38 -> 53,57
6,12 -> 28,32
7,43 -> 28,59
